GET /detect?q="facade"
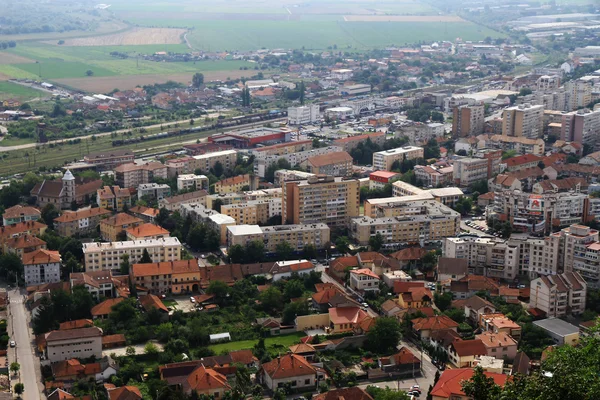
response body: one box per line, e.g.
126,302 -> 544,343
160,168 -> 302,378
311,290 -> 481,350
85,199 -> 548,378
502,104 -> 544,139
487,135 -> 545,156
83,149 -> 134,170
0,221 -> 47,249
333,132 -> 386,152
137,183 -> 171,201
350,201 -> 460,246
189,149 -> 237,174
227,223 -> 330,253
221,198 -> 282,225
114,162 -> 168,189
565,78 -> 592,111
2,205 -> 41,226
288,104 -> 320,125
530,272 -> 587,317
305,151 -> 353,177
214,174 -> 258,194
372,146 -> 424,171
23,249 -> 61,287
44,327 -> 103,363
99,213 -> 143,242
130,259 -> 201,294
369,171 -> 401,190
254,146 -> 343,179
282,175 -> 360,227
96,186 -> 133,211
452,104 -> 485,137
560,108 -> 600,145
53,207 -> 111,237
159,190 -> 208,211
176,174 -> 209,191
475,331 -> 518,361
414,165 -> 454,187
259,354 -> 317,392
83,237 -> 182,271
453,151 -> 502,187
349,268 -> 381,292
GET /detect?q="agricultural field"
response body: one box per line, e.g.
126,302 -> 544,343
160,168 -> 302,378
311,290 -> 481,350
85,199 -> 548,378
44,28 -> 188,47
0,82 -> 47,102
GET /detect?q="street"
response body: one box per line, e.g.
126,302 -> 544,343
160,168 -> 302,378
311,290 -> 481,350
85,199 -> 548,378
8,289 -> 43,400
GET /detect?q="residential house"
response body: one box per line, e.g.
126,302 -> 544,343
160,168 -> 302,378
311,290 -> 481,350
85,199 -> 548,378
453,295 -> 496,323
328,307 -> 371,334
130,259 -> 201,295
125,223 -> 170,240
96,186 -> 133,211
480,313 -> 522,340
0,221 -> 47,249
107,386 -> 142,400
70,270 -> 126,299
2,205 -> 41,226
349,269 -> 380,293
412,315 -> 459,339
52,359 -> 100,382
158,190 -> 209,211
138,294 -> 169,319
5,234 -> 46,258
397,286 -> 433,309
447,339 -> 489,367
128,206 -> 160,223
22,249 -> 61,287
437,258 -> 468,283
47,388 -> 92,400
289,343 -> 317,361
160,363 -> 231,397
511,351 -> 531,375
476,331 -> 518,361
378,347 -> 420,375
44,327 -> 103,363
430,368 -> 509,400
388,247 -> 427,270
99,213 -> 144,242
102,334 -> 127,349
59,319 -> 93,331
54,208 -> 112,237
91,298 -> 124,320
258,354 -> 318,392
328,256 -> 359,280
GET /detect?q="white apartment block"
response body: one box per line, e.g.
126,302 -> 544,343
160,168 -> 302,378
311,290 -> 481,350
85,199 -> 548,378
137,183 -> 171,201
23,249 -> 61,287
287,104 -> 320,125
530,272 -> 587,317
565,79 -> 592,111
254,146 -> 343,178
83,238 -> 182,271
189,150 -> 237,174
44,327 -> 103,363
502,104 -> 544,139
372,146 -> 424,171
226,223 -> 330,253
561,108 -> 600,145
453,158 -> 489,187
176,174 -> 209,191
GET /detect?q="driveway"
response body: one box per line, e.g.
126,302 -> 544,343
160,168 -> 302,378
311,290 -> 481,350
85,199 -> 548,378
8,288 -> 44,400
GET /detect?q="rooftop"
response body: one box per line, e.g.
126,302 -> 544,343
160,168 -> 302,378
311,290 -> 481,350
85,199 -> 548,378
533,317 -> 580,337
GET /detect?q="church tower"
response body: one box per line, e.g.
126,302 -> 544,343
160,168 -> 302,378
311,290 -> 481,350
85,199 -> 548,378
62,169 -> 76,208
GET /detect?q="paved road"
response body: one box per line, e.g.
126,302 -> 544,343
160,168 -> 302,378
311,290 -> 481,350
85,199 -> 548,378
8,289 -> 43,400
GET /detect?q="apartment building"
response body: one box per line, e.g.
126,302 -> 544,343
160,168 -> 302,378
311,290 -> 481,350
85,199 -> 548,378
179,203 -> 236,244
282,175 -> 360,227
2,205 -> 41,226
5,235 -> 46,258
373,146 -> 424,171
189,149 -> 237,174
287,104 -> 320,125
0,221 -> 47,249
502,104 -> 544,139
452,104 -> 485,137
565,78 -> 592,111
530,272 -> 587,317
369,171 -> 401,190
397,122 -> 445,145
176,174 -> 209,191
159,190 -> 208,211
221,198 -> 282,225
548,224 -> 599,274
137,183 -> 171,201
453,150 -> 502,187
227,223 -> 330,253
96,186 -> 133,211
166,157 -> 194,177
391,181 -> 464,208
486,135 -> 545,156
254,146 -> 343,178
414,165 -> 454,188
250,140 -> 313,158
126,223 -> 171,240
44,327 -> 103,363
275,170 -> 316,186
114,162 -> 168,189
349,269 -> 380,292
333,132 -> 386,152
23,249 -> 61,287
560,108 -> 600,145
205,189 -> 281,209
130,259 -> 201,295
214,174 -> 258,194
83,237 -> 182,271
100,213 -> 143,242
305,151 -> 353,177
84,149 -> 134,170
350,201 -> 460,246
54,207 -> 112,237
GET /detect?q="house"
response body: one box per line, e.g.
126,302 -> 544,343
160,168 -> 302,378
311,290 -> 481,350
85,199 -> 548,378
160,363 -> 231,397
447,339 -> 488,368
289,343 -> 317,361
256,317 -> 296,336
128,206 -> 160,223
504,154 -> 542,172
0,221 -> 47,250
480,313 -> 522,340
97,186 -> 133,211
125,223 -> 170,240
511,351 -> 530,375
44,327 -> 103,363
380,299 -> 403,317
2,205 -> 41,226
533,317 -> 580,346
91,298 -> 124,320
397,286 -> 433,309
378,347 -> 420,375
328,307 -> 371,334
312,285 -> 359,312
313,387 -> 373,400
529,272 -> 587,318
430,368 -> 509,400
328,256 -> 359,280
70,270 -> 122,299
4,234 -> 47,258
47,388 -> 92,400
107,386 -> 142,400
22,249 -> 61,287
437,258 -> 468,282
229,349 -> 259,369
52,359 -> 101,382
54,207 -> 112,237
412,315 -> 459,339
454,295 -> 496,323
138,294 -> 169,319
102,334 -> 127,349
258,354 -> 318,392
476,331 -> 518,361
349,268 -> 380,292
388,247 -> 427,270
100,213 -> 144,242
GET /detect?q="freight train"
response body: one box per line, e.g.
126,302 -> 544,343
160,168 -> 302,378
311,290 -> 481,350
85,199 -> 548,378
111,110 -> 287,147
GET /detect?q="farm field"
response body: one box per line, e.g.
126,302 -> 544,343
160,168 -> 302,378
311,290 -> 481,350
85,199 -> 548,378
45,28 -> 187,47
0,81 -> 47,102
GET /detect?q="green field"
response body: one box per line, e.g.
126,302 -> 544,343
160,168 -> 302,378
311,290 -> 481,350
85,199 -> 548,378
0,82 -> 46,102
14,61 -> 117,79
209,332 -> 306,354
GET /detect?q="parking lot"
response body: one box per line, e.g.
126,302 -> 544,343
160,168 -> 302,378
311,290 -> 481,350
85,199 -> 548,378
462,218 -> 500,237
171,296 -> 197,313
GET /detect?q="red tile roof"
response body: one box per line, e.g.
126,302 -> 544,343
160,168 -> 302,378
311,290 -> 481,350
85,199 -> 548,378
412,315 -> 459,332
139,294 -> 169,313
349,268 -> 379,279
22,248 -> 61,265
59,319 -> 93,330
389,247 -> 427,261
505,154 -> 542,167
430,368 -> 508,399
186,365 -> 231,392
54,207 -> 111,223
91,298 -> 124,317
108,386 -> 143,400
329,307 -> 369,325
307,151 -> 353,167
261,353 -> 316,379
450,339 -> 487,357
2,205 -> 41,220
125,223 -> 170,238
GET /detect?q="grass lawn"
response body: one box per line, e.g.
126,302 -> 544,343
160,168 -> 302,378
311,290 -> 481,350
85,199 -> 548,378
0,82 -> 46,101
163,299 -> 178,308
209,332 -> 306,354
14,60 -> 117,79
0,136 -> 37,147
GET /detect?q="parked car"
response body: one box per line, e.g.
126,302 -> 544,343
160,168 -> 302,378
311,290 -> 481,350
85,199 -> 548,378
9,341 -> 15,348
190,297 -> 196,303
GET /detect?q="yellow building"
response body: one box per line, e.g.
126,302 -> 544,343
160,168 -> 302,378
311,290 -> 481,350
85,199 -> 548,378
227,223 -> 330,253
189,150 -> 237,174
372,146 -> 424,171
54,207 -> 112,237
220,198 -> 282,225
213,174 -> 258,194
130,259 -> 201,294
97,186 -> 133,211
282,175 -> 360,227
100,213 -> 143,242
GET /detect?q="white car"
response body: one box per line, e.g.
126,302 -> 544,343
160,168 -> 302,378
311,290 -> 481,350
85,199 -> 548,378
190,297 -> 196,303
9,341 -> 15,348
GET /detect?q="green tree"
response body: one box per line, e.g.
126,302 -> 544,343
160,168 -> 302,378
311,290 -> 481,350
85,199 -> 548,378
284,280 -> 304,299
369,233 -> 384,251
139,249 -> 152,263
119,254 -> 130,275
367,317 -> 402,353
14,383 -> 24,397
245,240 -> 265,262
302,244 -> 318,260
366,386 -> 410,400
0,253 -> 23,283
192,72 -> 205,88
434,292 -> 453,312
461,366 -> 501,400
144,342 -> 159,355
125,346 -> 136,357
228,244 -> 245,263
10,362 -> 19,375
206,280 -> 230,304
259,286 -> 283,311
275,241 -> 294,260
86,69 -> 94,76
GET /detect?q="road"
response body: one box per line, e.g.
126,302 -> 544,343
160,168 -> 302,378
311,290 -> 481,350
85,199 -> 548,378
8,288 -> 43,400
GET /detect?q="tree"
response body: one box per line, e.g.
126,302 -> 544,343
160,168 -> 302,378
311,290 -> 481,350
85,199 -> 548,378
139,249 -> 152,264
302,244 -> 318,260
275,241 -> 294,260
369,233 -> 384,251
144,342 -> 159,355
192,73 -> 205,88
245,240 -> 265,263
125,346 -> 136,357
299,81 -> 305,105
366,386 -> 410,400
156,207 -> 170,228
434,292 -> 453,312
367,317 -> 402,354
228,244 -> 245,263
10,362 -> 20,376
212,161 -> 224,177
284,280 -> 304,299
86,69 -> 94,76
41,204 -> 59,229
206,280 -> 230,304
212,199 -> 224,213
461,366 -> 501,400
259,286 -> 283,310
119,254 -> 130,275
14,383 -> 24,397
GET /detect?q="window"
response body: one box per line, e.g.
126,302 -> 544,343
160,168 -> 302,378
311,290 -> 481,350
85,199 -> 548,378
304,379 -> 310,385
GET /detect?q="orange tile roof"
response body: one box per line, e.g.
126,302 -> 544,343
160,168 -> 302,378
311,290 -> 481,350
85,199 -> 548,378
450,339 -> 487,357
2,205 -> 41,220
330,256 -> 359,272
412,315 -> 459,332
261,354 -> 316,379
289,343 -> 316,354
431,368 -> 508,398
125,223 -> 170,238
186,365 -> 231,392
216,174 -> 251,187
350,268 -> 379,279
54,207 -> 112,223
505,154 -> 542,167
91,298 -> 124,316
139,294 -> 169,313
102,334 -> 127,346
312,288 -> 341,304
229,349 -> 257,365
59,319 -> 93,330
476,331 -> 518,348
108,386 -> 143,400
5,234 -> 46,250
0,220 -> 47,239
333,131 -> 385,144
128,206 -> 160,218
389,247 -> 427,261
307,151 -> 353,167
22,249 -> 61,265
131,259 -> 200,277
100,213 -> 143,228
329,307 -> 369,325
52,359 -> 84,378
